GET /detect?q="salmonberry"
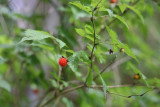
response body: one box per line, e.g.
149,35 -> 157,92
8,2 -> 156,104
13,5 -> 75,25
33,89 -> 39,94
120,48 -> 125,53
133,73 -> 141,80
59,56 -> 68,67
110,0 -> 118,3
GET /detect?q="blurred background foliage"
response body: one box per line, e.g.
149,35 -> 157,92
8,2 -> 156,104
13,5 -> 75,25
0,0 -> 160,107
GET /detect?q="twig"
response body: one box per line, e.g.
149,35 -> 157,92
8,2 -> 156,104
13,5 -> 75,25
36,88 -> 55,107
84,0 -> 102,85
53,96 -> 62,107
107,88 -> 153,98
90,10 -> 96,69
57,65 -> 62,86
90,84 -> 131,88
94,56 -> 116,80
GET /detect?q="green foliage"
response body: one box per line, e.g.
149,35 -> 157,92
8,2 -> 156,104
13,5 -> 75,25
18,29 -> 52,44
68,51 -> 90,76
75,28 -> 85,37
123,4 -> 144,23
86,67 -> 93,86
69,1 -> 92,14
0,0 -> 160,106
113,15 -> 129,29
105,25 -> 138,62
0,56 -> 6,64
94,65 -> 107,98
0,77 -> 11,92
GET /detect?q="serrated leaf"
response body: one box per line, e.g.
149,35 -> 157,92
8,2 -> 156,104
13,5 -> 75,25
0,56 -> 6,64
68,51 -> 90,76
68,56 -> 79,74
86,67 -> 93,86
75,28 -> 85,37
99,75 -> 107,98
85,24 -> 93,35
93,65 -> 107,98
86,35 -> 94,41
54,38 -> 66,49
18,29 -> 66,49
50,79 -> 58,88
18,29 -> 52,44
64,50 -> 75,54
113,15 -> 129,29
0,79 -> 11,92
105,25 -> 138,62
119,4 -> 127,13
105,25 -> 119,44
125,4 -> 144,23
118,43 -> 138,62
127,62 -> 149,86
69,1 -> 92,14
106,9 -> 114,17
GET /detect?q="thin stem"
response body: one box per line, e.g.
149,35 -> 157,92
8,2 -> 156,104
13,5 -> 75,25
89,9 -> 96,70
90,84 -> 131,88
36,88 -> 54,107
94,56 -> 116,80
107,88 -> 153,98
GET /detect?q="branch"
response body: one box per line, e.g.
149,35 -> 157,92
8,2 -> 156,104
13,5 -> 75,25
90,10 -> 96,69
94,56 -> 116,80
36,88 -> 55,107
90,84 -> 131,88
84,0 -> 102,84
107,88 -> 153,98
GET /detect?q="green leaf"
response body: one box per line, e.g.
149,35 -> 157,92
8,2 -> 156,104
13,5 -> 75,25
62,97 -> 74,107
105,25 -> 138,62
0,56 -> 6,65
86,67 -> 93,86
85,24 -> 93,35
105,25 -> 119,44
50,79 -> 58,88
18,29 -> 66,49
69,1 -> 92,14
125,4 -> 144,23
127,62 -> 149,86
68,51 -> 90,76
68,56 -> 79,75
106,9 -> 114,17
118,43 -> 138,62
64,50 -> 75,54
54,38 -> 66,49
93,65 -> 107,98
91,0 -> 106,11
18,29 -> 52,44
75,28 -> 85,37
99,75 -> 107,98
0,79 -> 11,92
119,4 -> 127,13
113,15 -> 129,29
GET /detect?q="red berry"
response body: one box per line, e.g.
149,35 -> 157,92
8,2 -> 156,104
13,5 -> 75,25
110,0 -> 118,3
33,89 -> 39,94
59,57 -> 67,67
